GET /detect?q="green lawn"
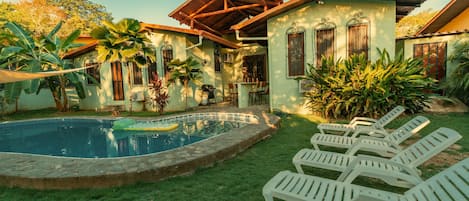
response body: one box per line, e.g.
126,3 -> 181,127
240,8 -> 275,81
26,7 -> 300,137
0,110 -> 467,201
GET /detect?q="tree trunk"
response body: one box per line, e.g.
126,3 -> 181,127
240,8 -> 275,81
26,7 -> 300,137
184,79 -> 189,111
59,76 -> 68,112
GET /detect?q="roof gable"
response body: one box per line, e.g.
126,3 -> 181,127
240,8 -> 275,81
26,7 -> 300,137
416,0 -> 469,34
64,23 -> 240,59
231,0 -> 427,35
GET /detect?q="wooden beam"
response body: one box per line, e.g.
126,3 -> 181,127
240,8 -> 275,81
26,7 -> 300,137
193,4 -> 262,19
227,0 -> 250,19
179,12 -> 223,36
224,0 -> 228,10
189,0 -> 217,18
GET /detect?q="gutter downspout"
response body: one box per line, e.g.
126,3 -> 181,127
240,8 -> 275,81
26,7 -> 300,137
235,30 -> 268,41
186,35 -> 204,50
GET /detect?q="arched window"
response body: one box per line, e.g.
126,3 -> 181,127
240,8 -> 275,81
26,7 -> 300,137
315,18 -> 336,67
161,43 -> 173,76
347,12 -> 370,59
286,23 -> 306,77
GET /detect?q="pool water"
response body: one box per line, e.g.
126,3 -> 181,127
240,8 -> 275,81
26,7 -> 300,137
0,118 -> 246,158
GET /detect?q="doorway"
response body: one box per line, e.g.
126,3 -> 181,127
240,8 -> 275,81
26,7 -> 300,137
242,54 -> 267,81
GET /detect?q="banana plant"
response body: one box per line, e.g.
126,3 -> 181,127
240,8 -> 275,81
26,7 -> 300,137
0,21 -> 88,112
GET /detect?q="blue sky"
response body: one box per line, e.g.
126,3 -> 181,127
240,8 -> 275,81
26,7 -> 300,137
90,0 -> 187,26
1,0 -> 451,26
91,0 -> 450,26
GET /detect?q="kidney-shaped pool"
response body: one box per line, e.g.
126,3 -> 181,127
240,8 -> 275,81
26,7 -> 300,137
0,111 -> 280,189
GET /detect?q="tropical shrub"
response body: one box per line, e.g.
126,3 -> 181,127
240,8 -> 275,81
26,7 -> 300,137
301,49 -> 436,119
167,56 -> 202,110
147,72 -> 169,115
441,37 -> 469,105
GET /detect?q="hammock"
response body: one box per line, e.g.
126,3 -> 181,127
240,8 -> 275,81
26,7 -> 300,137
0,66 -> 93,84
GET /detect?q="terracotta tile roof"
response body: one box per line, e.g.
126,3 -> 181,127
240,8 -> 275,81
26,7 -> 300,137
64,23 -> 240,59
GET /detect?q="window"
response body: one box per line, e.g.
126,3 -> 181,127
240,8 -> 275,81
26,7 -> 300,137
287,26 -> 305,77
162,44 -> 173,76
315,28 -> 335,67
111,62 -> 124,101
147,62 -> 158,83
414,42 -> 447,82
214,45 -> 221,72
85,62 -> 100,84
347,23 -> 368,59
130,62 -> 143,85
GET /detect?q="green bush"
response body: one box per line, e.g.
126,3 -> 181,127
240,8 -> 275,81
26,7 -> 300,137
301,49 -> 436,119
441,37 -> 469,104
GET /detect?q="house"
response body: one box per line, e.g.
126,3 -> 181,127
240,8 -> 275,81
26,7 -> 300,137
1,0 -> 428,114
397,0 -> 469,92
229,0 -> 425,114
62,23 -> 240,112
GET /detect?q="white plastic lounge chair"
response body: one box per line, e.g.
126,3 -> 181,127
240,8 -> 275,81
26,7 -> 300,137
311,116 -> 430,157
293,127 -> 461,188
263,158 -> 469,201
317,105 -> 405,137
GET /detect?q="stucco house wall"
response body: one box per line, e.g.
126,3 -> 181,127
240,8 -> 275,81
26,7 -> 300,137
397,33 -> 468,80
267,0 -> 396,114
70,29 -> 223,112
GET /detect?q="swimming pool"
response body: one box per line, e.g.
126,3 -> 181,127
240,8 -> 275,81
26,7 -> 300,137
0,117 -> 246,158
0,110 -> 280,189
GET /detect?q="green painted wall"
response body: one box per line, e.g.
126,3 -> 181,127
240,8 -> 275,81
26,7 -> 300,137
70,30 -> 226,112
398,33 -> 469,78
267,0 -> 396,114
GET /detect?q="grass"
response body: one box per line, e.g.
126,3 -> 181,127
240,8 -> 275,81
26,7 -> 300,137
0,110 -> 468,201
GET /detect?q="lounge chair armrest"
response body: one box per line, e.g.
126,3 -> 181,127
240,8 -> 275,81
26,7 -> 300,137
338,154 -> 422,186
350,126 -> 388,138
349,117 -> 377,127
345,136 -> 400,155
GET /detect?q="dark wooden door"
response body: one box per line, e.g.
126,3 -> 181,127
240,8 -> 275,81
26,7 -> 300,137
111,62 -> 125,100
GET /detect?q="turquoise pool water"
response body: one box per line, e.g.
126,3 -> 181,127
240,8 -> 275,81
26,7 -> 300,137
0,117 -> 246,158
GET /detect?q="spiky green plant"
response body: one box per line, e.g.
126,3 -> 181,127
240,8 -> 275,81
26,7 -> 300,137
301,49 -> 436,119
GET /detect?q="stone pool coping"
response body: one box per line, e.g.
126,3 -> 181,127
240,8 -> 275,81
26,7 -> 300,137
0,109 -> 280,189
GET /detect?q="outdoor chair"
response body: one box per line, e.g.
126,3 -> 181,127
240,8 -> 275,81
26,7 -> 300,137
263,158 -> 469,201
317,105 -> 405,137
228,83 -> 238,106
293,127 -> 462,188
311,116 -> 430,157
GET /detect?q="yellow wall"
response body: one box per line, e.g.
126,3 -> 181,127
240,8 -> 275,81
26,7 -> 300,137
439,8 -> 469,32
267,0 -> 396,114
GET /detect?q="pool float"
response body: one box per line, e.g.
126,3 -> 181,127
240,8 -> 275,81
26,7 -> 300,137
113,118 -> 179,132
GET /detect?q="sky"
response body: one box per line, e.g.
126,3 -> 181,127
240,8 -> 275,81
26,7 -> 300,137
90,0 -> 187,27
90,0 -> 451,26
1,0 -> 452,26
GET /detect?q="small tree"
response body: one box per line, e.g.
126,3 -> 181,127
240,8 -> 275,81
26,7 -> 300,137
0,21 -> 86,112
167,57 -> 202,110
148,72 -> 169,115
441,37 -> 469,104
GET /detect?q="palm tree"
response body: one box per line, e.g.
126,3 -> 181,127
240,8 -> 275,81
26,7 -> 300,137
441,38 -> 469,104
0,21 -> 86,112
90,18 -> 155,66
167,56 -> 202,110
91,18 -> 155,113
